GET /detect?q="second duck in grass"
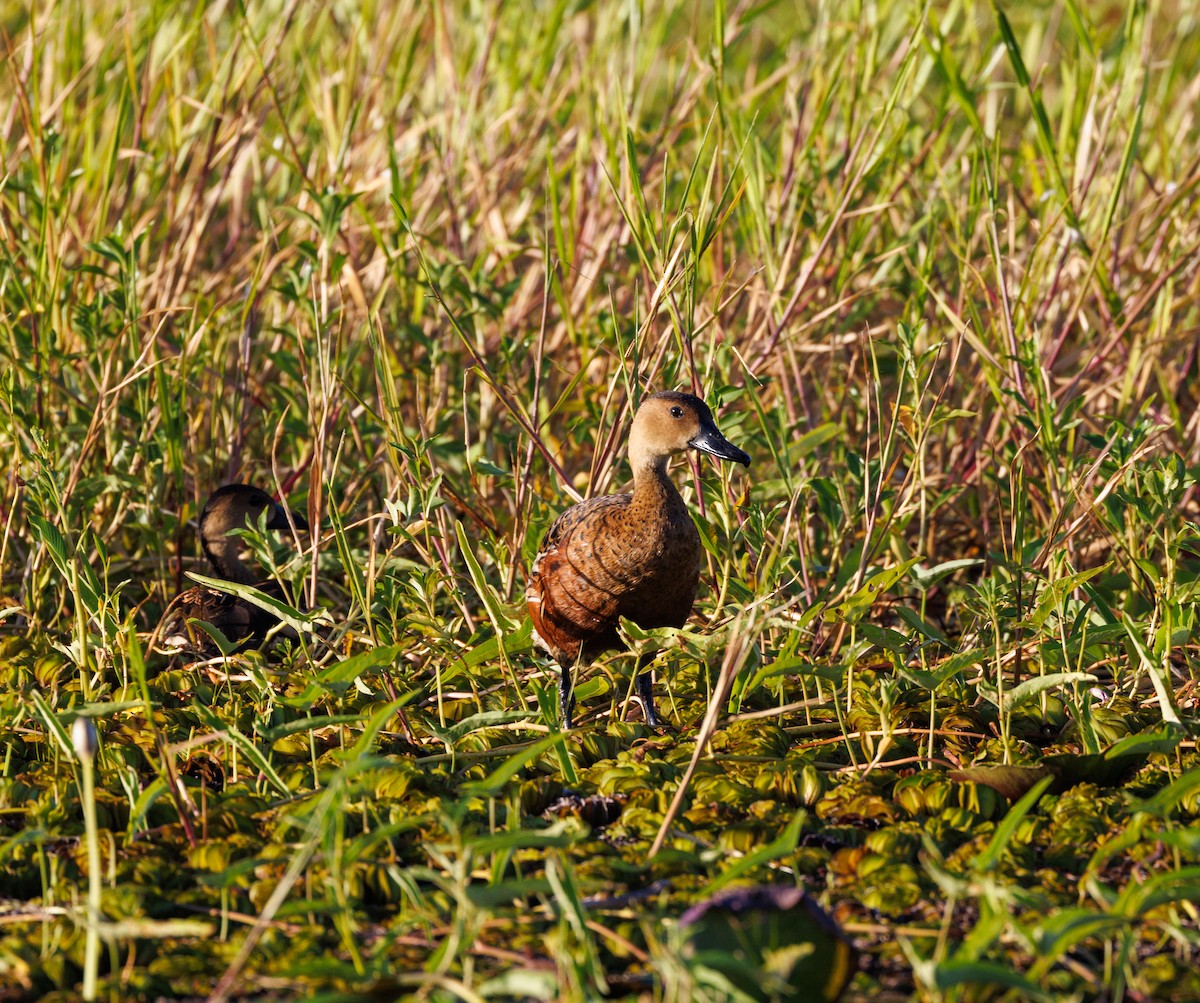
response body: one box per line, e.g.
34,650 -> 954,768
527,391 -> 750,728
158,484 -> 308,657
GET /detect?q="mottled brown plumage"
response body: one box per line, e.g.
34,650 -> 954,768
527,391 -> 750,727
157,484 -> 308,657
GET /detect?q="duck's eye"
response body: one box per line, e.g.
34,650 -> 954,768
670,406 -> 684,418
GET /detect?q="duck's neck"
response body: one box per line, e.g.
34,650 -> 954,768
629,456 -> 687,523
203,534 -> 259,585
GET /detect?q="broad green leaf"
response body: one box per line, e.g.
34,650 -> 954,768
703,811 -> 807,896
461,732 -> 568,798
185,571 -> 318,635
1001,671 -> 1097,711
823,558 -> 921,624
281,644 -> 408,709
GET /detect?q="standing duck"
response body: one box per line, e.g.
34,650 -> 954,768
527,391 -> 750,728
158,484 -> 308,655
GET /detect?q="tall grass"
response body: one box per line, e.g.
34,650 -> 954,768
2,0 -> 1199,999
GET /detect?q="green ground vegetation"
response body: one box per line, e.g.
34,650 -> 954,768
2,0 -> 1200,999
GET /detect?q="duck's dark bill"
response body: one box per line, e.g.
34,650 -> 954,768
268,504 -> 309,531
690,427 -> 751,466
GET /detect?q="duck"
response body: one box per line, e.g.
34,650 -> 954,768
526,391 -> 750,728
157,483 -> 309,656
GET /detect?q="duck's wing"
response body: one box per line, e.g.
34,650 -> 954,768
158,587 -> 250,655
157,581 -> 290,658
539,493 -> 630,551
526,493 -> 632,661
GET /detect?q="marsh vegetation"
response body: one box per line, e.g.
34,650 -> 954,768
2,1 -> 1199,999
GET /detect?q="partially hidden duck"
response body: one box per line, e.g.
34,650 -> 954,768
157,484 -> 308,656
526,391 -> 750,728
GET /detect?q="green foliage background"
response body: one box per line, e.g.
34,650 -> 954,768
2,0 -> 1200,999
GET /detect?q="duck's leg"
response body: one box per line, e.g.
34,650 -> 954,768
634,655 -> 661,727
558,659 -> 577,729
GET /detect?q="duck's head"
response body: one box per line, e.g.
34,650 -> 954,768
628,391 -> 751,473
199,484 -> 308,582
200,484 -> 308,538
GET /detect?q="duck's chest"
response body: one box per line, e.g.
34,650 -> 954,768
608,493 -> 702,590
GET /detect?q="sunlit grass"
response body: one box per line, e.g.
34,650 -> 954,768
2,0 -> 1200,999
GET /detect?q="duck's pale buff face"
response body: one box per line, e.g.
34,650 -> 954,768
629,397 -> 706,465
627,392 -> 750,473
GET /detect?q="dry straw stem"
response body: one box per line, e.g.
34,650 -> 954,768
649,614 -> 754,859
3,1 -> 1200,998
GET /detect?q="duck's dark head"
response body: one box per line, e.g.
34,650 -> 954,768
628,391 -> 751,472
199,484 -> 308,583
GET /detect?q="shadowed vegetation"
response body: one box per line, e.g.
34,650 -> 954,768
2,0 -> 1200,999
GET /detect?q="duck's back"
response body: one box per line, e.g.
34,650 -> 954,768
160,581 -> 288,656
528,490 -> 702,663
